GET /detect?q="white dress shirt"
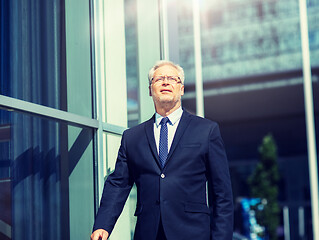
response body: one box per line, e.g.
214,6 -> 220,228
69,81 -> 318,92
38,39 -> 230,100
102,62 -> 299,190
154,107 -> 183,154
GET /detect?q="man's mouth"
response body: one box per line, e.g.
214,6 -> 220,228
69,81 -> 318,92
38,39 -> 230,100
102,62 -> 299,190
160,89 -> 172,93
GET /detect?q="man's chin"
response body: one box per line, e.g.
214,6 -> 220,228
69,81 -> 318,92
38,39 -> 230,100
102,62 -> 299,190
158,97 -> 174,104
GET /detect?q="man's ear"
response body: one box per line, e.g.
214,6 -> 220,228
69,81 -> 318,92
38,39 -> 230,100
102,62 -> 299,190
149,85 -> 152,96
181,85 -> 184,96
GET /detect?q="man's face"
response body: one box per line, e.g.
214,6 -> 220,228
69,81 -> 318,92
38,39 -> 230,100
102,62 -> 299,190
149,64 -> 184,108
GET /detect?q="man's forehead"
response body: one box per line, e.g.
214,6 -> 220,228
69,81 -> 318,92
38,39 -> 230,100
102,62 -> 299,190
154,64 -> 179,75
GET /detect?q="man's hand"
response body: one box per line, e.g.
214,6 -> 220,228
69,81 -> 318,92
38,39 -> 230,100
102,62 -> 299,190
91,229 -> 109,240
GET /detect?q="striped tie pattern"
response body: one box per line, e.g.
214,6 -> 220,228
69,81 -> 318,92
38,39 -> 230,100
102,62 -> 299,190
159,117 -> 169,167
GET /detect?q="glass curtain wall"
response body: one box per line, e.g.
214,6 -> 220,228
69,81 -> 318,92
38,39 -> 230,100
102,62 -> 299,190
170,0 -> 319,239
0,0 -> 178,239
93,0 -> 162,238
0,0 -> 95,239
0,1 -> 66,239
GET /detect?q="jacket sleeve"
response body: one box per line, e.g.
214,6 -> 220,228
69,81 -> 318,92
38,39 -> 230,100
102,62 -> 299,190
207,123 -> 234,240
93,130 -> 133,234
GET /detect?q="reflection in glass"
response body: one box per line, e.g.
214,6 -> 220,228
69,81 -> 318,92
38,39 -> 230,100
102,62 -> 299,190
104,132 -> 137,239
0,1 -> 65,110
0,110 -> 94,239
177,0 -> 196,85
306,0 -> 319,67
125,0 -> 140,127
175,0 -> 318,239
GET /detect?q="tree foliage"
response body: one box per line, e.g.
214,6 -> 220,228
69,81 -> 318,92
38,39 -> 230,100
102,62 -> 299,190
248,134 -> 280,240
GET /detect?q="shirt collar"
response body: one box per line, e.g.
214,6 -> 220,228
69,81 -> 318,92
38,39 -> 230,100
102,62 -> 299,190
155,107 -> 183,127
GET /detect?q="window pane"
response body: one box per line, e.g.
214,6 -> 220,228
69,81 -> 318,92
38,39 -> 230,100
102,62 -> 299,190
0,1 -> 93,117
307,0 -> 319,68
177,1 -> 196,85
125,0 -> 140,127
0,1 -> 65,109
65,0 -> 93,118
124,0 -> 161,125
307,0 -> 319,154
0,109 -> 94,239
104,132 -> 136,239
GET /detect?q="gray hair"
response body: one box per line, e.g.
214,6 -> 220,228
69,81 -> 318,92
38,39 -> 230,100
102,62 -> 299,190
148,60 -> 185,85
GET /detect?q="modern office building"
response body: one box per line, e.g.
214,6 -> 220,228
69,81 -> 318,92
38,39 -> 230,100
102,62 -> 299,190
0,0 -> 318,239
175,0 -> 319,239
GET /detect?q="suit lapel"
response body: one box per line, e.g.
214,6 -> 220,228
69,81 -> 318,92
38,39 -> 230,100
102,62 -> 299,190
164,110 -> 192,168
144,115 -> 161,168
144,110 -> 193,170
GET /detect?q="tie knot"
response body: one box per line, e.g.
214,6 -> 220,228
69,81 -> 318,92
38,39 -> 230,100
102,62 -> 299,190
160,117 -> 170,125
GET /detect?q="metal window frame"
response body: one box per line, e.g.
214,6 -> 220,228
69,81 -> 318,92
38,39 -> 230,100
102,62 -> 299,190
0,95 -> 126,135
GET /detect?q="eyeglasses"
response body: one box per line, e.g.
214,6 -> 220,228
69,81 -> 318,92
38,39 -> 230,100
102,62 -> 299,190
151,75 -> 181,84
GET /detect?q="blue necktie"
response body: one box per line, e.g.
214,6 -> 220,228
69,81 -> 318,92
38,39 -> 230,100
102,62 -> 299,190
159,117 -> 169,167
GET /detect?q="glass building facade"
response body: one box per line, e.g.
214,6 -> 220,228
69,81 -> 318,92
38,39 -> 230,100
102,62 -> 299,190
0,0 -> 318,239
173,0 -> 319,239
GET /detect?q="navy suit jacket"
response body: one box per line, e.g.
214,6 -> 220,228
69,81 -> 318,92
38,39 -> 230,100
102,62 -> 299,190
93,110 -> 234,240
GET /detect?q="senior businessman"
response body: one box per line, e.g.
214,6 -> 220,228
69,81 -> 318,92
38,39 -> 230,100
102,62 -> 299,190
91,60 -> 233,240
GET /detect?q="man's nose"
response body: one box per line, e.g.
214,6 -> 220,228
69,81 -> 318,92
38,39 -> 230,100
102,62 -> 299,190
161,77 -> 170,85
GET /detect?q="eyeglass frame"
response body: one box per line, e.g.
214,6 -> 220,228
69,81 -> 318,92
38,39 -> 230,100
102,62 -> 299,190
151,75 -> 182,85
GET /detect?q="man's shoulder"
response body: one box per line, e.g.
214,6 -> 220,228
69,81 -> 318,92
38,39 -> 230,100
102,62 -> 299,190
185,111 -> 218,127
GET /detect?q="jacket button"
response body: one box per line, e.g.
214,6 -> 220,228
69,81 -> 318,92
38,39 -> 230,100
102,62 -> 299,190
160,173 -> 165,178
